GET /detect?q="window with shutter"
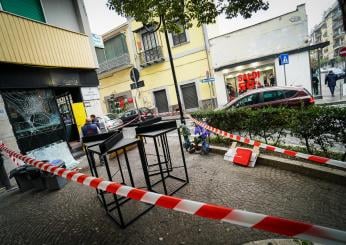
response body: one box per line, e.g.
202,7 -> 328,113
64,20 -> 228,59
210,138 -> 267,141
0,0 -> 45,22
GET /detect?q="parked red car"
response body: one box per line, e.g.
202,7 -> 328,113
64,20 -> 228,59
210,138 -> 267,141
221,86 -> 315,110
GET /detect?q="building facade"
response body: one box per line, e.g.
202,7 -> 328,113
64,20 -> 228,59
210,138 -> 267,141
210,4 -> 325,107
97,19 -> 216,115
0,0 -> 100,172
310,1 -> 345,67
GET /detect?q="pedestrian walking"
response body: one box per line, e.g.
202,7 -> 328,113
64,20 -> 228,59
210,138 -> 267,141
312,74 -> 319,95
81,118 -> 100,137
325,70 -> 338,97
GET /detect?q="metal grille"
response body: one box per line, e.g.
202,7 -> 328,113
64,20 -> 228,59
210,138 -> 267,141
153,90 -> 169,113
181,83 -> 199,109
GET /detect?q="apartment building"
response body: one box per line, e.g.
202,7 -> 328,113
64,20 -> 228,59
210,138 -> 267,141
310,1 -> 345,66
0,0 -> 100,171
96,19 -> 216,114
211,4 -> 328,106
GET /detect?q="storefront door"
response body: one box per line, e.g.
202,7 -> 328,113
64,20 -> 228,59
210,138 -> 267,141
56,93 -> 80,142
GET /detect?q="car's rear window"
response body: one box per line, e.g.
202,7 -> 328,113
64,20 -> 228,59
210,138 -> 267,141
283,90 -> 297,98
263,90 -> 285,102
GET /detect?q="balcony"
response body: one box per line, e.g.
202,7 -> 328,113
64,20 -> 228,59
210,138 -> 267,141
0,11 -> 96,69
333,20 -> 343,30
97,54 -> 131,74
333,42 -> 345,49
333,11 -> 342,20
333,30 -> 345,38
139,46 -> 165,67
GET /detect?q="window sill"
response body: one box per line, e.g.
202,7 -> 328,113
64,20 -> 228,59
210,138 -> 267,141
172,41 -> 190,48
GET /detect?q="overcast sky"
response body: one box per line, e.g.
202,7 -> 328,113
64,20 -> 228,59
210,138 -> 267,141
84,0 -> 336,36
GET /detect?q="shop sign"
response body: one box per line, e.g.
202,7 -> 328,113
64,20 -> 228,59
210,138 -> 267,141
339,47 -> 346,57
81,87 -> 100,101
92,34 -> 104,49
237,71 -> 261,92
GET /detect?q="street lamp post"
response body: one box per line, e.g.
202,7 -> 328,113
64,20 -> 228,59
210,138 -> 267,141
143,15 -> 185,125
161,15 -> 185,124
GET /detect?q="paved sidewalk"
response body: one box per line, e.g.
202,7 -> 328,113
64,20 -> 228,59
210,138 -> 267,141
0,138 -> 345,244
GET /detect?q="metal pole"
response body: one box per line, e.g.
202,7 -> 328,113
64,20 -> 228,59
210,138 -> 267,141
318,49 -> 322,97
162,15 -> 185,124
340,58 -> 346,100
284,64 -> 287,86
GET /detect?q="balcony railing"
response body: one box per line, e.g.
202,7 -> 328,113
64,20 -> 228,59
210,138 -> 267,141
333,11 -> 342,20
333,42 -> 345,49
97,53 -> 131,74
138,46 -> 165,67
333,19 -> 343,28
0,11 -> 96,68
333,30 -> 344,38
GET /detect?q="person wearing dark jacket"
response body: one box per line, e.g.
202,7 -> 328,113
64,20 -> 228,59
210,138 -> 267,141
312,75 -> 319,95
90,114 -> 100,129
82,118 -> 100,137
325,71 -> 338,97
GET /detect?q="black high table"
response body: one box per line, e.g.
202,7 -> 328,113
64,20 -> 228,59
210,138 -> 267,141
136,120 -> 189,196
82,132 -> 115,205
87,132 -> 153,228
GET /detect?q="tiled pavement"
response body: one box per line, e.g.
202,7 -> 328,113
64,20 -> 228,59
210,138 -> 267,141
0,137 -> 345,245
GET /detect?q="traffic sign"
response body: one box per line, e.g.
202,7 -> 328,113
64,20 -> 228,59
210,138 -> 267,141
200,78 -> 215,83
130,68 -> 140,83
130,80 -> 145,90
339,47 -> 346,57
279,54 -> 289,65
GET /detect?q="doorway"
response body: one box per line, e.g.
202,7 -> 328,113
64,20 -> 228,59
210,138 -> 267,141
153,89 -> 169,113
181,83 -> 199,110
56,92 -> 80,142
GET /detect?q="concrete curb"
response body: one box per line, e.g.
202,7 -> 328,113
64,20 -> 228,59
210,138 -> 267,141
210,145 -> 346,186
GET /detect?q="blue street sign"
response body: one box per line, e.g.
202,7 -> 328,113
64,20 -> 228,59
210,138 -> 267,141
200,78 -> 215,83
279,54 -> 289,65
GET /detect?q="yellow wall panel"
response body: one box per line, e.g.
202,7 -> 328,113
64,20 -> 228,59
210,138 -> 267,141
0,11 -> 96,69
99,20 -> 214,113
72,102 -> 87,133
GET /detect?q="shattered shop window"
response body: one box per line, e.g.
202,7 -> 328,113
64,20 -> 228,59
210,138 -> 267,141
2,89 -> 62,139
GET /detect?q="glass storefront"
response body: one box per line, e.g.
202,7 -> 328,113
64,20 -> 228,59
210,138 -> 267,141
2,89 -> 62,140
224,64 -> 276,102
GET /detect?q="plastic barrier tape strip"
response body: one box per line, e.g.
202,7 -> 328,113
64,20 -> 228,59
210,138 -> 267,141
0,144 -> 345,244
190,117 -> 346,169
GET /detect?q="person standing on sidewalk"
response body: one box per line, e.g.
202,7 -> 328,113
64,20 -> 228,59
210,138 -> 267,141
325,70 -> 338,97
81,118 -> 100,137
312,74 -> 319,95
90,114 -> 100,129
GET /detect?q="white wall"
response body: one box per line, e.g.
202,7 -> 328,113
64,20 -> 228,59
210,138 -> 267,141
210,5 -> 308,70
0,94 -> 20,178
275,51 -> 312,92
42,0 -> 81,33
214,72 -> 228,107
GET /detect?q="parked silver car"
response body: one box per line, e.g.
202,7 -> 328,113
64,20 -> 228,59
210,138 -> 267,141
97,113 -> 123,132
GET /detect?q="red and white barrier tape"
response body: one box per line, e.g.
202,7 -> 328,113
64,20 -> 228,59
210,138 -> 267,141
155,111 -> 181,117
190,117 -> 346,169
0,143 -> 345,244
117,116 -> 141,129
